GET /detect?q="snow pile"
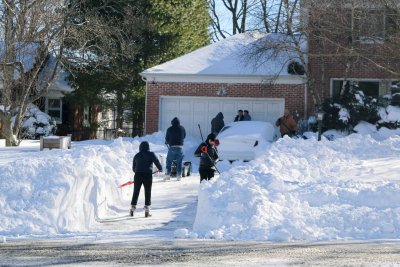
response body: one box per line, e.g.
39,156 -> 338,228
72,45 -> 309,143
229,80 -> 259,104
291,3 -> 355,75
0,133 -> 200,237
1,125 -> 400,242
0,138 -> 135,235
193,134 -> 400,241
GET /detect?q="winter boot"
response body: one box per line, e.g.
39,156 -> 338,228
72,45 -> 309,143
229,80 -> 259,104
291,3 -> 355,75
144,205 -> 151,218
163,171 -> 170,181
130,205 -> 136,217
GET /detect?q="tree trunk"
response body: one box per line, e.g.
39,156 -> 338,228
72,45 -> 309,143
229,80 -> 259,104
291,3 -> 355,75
0,112 -> 15,146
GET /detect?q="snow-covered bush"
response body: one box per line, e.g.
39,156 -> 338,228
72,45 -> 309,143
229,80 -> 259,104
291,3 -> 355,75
17,104 -> 57,139
391,82 -> 400,106
377,105 -> 400,130
320,84 -> 380,132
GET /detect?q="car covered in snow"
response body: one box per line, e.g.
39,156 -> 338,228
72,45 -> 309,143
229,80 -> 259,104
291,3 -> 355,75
216,121 -> 275,161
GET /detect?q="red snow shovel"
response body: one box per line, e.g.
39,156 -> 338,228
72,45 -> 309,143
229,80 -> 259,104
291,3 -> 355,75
118,181 -> 134,188
118,170 -> 160,188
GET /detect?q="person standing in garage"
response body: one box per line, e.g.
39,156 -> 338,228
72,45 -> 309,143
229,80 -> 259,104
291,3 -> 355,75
243,110 -> 252,121
165,117 -> 186,180
234,110 -> 244,121
211,112 -> 225,135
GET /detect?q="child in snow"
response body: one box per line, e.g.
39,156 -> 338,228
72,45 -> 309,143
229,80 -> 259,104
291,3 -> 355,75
130,141 -> 162,217
194,133 -> 219,183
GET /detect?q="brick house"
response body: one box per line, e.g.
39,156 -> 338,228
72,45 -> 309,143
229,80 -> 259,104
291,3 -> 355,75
140,32 -> 307,138
305,0 -> 400,107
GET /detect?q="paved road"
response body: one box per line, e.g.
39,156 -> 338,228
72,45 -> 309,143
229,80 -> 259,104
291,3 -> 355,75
1,238 -> 399,266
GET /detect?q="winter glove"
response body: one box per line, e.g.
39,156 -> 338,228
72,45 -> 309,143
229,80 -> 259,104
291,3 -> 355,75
214,139 -> 220,146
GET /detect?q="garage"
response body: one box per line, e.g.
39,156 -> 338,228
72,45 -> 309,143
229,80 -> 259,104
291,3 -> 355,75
159,96 -> 284,139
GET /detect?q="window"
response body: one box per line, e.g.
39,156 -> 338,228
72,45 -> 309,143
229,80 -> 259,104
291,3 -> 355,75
352,7 -> 398,43
331,80 -> 380,99
353,9 -> 386,42
46,98 -> 62,123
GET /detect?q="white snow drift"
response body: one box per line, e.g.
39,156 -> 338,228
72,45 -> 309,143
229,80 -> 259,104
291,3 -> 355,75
0,123 -> 400,242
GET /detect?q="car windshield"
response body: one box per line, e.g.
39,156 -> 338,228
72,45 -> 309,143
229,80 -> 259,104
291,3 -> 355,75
219,126 -> 231,133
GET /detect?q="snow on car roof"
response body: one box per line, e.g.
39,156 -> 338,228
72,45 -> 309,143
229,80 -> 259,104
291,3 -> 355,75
217,121 -> 274,140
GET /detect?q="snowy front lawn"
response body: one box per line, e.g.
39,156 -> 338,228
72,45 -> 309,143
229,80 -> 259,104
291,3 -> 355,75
0,129 -> 400,242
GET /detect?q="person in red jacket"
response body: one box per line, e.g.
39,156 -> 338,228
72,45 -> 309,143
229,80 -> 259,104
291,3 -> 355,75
194,133 -> 219,183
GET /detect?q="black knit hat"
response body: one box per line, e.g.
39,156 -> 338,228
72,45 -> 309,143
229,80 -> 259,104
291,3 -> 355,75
207,133 -> 216,141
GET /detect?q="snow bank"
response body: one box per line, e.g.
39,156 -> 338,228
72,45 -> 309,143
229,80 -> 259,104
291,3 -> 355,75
193,134 -> 400,241
0,138 -> 138,235
0,133 -> 201,237
1,127 -> 400,242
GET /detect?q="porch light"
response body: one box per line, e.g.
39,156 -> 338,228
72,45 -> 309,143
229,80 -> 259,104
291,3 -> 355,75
217,88 -> 227,97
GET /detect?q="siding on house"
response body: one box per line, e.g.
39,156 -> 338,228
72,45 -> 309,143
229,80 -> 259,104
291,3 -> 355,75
145,82 -> 305,134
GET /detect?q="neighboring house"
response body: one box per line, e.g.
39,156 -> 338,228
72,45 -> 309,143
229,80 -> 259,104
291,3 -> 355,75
0,43 -> 74,135
140,32 -> 307,139
0,42 -> 121,141
305,1 -> 400,103
42,70 -> 119,140
39,68 -> 74,125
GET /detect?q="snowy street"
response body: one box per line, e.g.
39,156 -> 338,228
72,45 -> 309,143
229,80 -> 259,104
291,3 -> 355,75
0,238 -> 399,266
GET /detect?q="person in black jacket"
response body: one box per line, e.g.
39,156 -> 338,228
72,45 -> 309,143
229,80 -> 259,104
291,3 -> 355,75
165,117 -> 186,180
130,141 -> 162,217
194,133 -> 219,183
234,109 -> 244,122
211,112 -> 224,135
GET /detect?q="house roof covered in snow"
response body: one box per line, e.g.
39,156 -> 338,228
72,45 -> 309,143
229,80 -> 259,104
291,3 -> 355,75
0,42 -> 72,96
141,32 -> 307,84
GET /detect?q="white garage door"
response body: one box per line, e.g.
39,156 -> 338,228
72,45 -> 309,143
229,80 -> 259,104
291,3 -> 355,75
159,96 -> 284,140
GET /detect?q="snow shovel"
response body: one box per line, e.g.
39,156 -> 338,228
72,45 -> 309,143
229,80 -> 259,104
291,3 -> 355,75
200,146 -> 220,174
118,170 -> 160,188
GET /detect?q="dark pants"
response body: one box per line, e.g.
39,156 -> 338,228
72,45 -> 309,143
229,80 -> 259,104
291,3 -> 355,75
131,172 -> 153,206
199,168 -> 215,183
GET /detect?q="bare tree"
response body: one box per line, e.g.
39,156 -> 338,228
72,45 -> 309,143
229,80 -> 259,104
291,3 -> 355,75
208,0 -> 248,40
0,0 -> 145,146
208,0 -> 289,41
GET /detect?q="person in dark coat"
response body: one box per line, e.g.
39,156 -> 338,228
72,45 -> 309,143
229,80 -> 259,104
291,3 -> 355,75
194,133 -> 219,183
243,110 -> 252,121
130,141 -> 162,217
275,109 -> 298,137
211,112 -> 225,135
234,110 -> 244,122
165,117 -> 186,180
